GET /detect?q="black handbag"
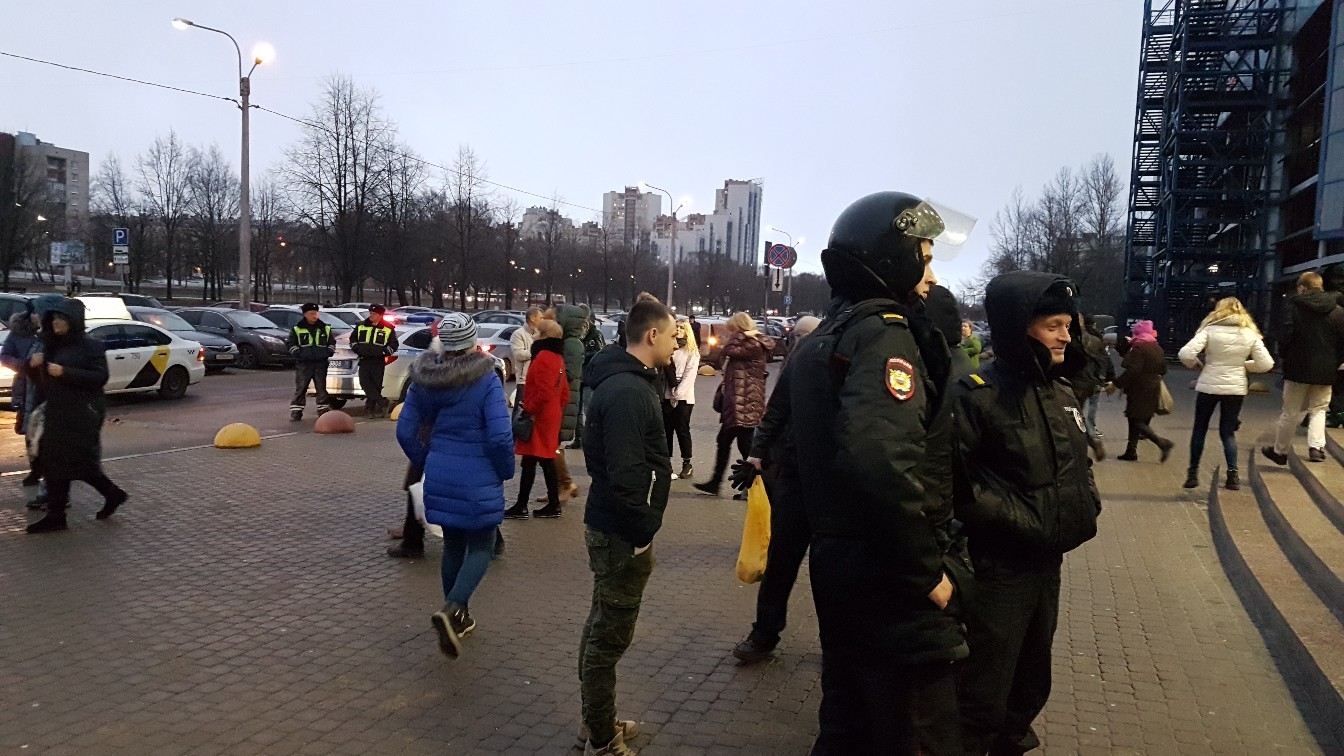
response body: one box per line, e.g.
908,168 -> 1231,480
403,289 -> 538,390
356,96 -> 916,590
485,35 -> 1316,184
512,411 -> 534,442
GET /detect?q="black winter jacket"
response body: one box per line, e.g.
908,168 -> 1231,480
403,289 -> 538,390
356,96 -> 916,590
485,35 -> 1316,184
787,296 -> 966,664
581,345 -> 672,549
1278,290 -> 1344,385
32,299 -> 111,479
286,320 -> 335,363
349,318 -> 399,361
950,272 -> 1101,566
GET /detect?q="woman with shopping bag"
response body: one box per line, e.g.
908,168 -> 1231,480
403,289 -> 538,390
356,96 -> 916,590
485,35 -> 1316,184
694,312 -> 773,497
1114,319 -> 1175,462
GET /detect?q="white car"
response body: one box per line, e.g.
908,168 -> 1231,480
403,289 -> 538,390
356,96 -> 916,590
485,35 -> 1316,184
315,324 -> 505,409
85,319 -> 206,399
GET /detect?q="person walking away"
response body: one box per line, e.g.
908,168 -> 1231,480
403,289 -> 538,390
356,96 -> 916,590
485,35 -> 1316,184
1262,271 -> 1344,465
731,313 -> 821,664
287,303 -> 336,421
1179,297 -> 1273,489
25,298 -> 128,534
577,300 -> 677,756
1069,314 -> 1116,461
960,319 -> 983,370
505,319 -> 569,520
1113,320 -> 1173,462
664,319 -> 700,480
570,304 -> 606,448
693,312 -> 774,497
510,307 -> 542,418
349,304 -> 400,418
2,303 -> 39,434
548,304 -> 590,502
787,192 -> 972,753
687,313 -> 701,350
952,271 -> 1102,755
396,313 -> 513,659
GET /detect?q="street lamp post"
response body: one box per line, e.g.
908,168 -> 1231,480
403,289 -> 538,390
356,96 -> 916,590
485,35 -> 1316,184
641,182 -> 680,310
173,17 -> 267,310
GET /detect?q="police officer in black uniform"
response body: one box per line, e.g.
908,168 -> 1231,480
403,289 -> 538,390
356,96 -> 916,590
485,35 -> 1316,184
786,192 -> 974,754
349,304 -> 400,417
286,303 -> 335,421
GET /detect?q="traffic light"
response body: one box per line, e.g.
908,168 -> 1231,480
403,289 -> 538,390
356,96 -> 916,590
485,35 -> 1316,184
763,240 -> 773,267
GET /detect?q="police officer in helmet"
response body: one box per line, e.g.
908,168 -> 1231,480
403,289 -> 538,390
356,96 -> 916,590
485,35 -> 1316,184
349,305 -> 400,417
785,191 -> 974,754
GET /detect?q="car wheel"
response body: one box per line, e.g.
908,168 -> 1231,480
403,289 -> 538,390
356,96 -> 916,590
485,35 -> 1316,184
158,366 -> 190,400
326,398 -> 347,409
236,344 -> 259,370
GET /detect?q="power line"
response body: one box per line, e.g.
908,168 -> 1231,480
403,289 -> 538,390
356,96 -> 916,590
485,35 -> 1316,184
0,51 -> 236,104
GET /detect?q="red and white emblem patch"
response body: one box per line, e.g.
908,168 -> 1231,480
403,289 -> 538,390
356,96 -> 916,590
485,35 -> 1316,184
886,357 -> 916,401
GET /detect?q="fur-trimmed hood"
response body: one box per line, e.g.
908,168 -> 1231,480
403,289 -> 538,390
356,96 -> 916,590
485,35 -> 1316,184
7,311 -> 36,339
408,348 -> 496,391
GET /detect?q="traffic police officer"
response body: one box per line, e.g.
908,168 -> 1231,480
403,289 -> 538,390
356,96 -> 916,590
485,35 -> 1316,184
286,303 -> 335,421
785,192 -> 975,754
349,304 -> 400,417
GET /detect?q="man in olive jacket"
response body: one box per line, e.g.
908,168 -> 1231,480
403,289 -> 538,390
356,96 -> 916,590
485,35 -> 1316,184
951,271 -> 1102,756
577,300 -> 677,756
548,303 -> 588,500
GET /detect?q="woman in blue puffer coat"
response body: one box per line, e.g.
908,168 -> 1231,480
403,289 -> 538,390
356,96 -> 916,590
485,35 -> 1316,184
396,313 -> 514,660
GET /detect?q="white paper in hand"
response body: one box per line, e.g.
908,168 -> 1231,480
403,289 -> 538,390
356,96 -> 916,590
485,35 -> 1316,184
408,476 -> 443,539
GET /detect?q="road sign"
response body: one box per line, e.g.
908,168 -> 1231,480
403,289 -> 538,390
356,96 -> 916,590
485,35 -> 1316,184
113,228 -> 130,246
113,245 -> 130,265
49,242 -> 66,266
767,243 -> 791,267
771,267 -> 785,292
784,294 -> 793,306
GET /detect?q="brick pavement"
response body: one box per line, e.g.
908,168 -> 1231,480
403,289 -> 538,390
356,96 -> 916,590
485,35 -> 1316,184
0,373 -> 1326,754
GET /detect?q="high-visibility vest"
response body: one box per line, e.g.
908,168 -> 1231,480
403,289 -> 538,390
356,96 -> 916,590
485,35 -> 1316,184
353,324 -> 392,347
292,323 -> 332,347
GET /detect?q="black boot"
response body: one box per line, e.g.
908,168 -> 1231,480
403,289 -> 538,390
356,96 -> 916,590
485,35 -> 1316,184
290,409 -> 303,422
1117,443 -> 1139,462
431,602 -> 469,659
502,503 -> 529,520
1158,439 -> 1175,464
533,502 -> 562,518
387,542 -> 425,558
1260,446 -> 1288,466
732,630 -> 778,664
26,512 -> 68,534
96,489 -> 128,520
1182,469 -> 1199,489
1226,469 -> 1240,491
693,481 -> 722,496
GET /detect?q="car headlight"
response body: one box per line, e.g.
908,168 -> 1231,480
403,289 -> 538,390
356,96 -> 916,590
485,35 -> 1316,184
261,335 -> 284,345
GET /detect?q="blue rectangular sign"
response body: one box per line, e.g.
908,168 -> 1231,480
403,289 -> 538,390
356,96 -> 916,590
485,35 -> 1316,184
113,228 -> 129,246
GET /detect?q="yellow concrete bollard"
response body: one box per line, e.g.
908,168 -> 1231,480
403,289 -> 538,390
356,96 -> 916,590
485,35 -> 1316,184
214,423 -> 262,449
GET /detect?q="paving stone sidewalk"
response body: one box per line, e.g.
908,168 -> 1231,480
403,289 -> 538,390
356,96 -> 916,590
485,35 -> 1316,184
0,380 -> 1323,754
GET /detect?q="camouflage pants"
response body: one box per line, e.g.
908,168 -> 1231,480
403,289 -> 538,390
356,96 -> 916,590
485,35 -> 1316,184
578,527 -> 654,746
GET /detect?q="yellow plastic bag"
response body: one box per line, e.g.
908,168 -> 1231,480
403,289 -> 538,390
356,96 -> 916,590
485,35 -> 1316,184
735,477 -> 772,583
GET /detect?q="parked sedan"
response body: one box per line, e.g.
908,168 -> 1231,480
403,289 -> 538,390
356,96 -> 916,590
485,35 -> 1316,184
128,306 -> 239,372
473,310 -> 528,326
84,319 -> 206,399
82,291 -> 165,308
475,323 -> 519,380
259,306 -> 355,336
318,325 -> 505,409
175,307 -> 293,369
210,300 -> 270,313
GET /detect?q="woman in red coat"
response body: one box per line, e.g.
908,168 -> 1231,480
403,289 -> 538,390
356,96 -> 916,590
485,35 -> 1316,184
505,319 -> 570,519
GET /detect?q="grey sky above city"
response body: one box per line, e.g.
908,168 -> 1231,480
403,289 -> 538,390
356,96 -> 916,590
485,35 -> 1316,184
3,0 -> 1139,295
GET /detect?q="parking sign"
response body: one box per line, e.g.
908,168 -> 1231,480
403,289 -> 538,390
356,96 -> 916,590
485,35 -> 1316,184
113,228 -> 130,246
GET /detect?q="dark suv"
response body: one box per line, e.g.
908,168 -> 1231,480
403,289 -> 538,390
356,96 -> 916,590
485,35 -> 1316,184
175,307 -> 293,369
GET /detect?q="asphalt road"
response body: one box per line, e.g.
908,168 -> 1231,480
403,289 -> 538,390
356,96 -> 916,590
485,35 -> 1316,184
0,366 -> 313,474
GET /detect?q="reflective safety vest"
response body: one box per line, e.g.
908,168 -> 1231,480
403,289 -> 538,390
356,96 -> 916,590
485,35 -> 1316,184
292,323 -> 332,347
353,324 -> 392,347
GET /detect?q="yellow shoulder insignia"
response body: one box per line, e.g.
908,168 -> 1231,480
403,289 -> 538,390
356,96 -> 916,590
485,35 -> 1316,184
959,373 -> 989,389
880,313 -> 905,321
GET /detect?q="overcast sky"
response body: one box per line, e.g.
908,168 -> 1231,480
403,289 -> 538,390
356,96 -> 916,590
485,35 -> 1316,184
3,0 -> 1139,295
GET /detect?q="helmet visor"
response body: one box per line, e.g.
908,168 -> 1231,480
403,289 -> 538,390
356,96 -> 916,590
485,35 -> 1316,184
894,199 -> 977,260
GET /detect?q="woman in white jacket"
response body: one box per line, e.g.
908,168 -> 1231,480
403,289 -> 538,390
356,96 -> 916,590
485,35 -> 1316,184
1178,297 -> 1274,490
665,319 -> 701,480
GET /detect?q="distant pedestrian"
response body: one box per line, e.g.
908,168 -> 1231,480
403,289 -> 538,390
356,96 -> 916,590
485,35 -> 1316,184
664,319 -> 700,481
694,312 -> 774,498
952,272 -> 1101,755
577,299 -> 677,756
546,304 -> 590,503
1114,320 -> 1174,462
1178,297 -> 1273,490
348,304 -> 399,418
14,296 -> 62,510
1071,313 -> 1117,460
510,306 -> 543,418
1262,271 -> 1344,465
25,298 -> 128,534
960,319 -> 983,370
687,313 -> 701,350
571,305 -> 606,449
396,313 -> 513,659
926,286 -> 973,379
1,303 -> 39,435
286,303 -> 336,421
505,319 -> 569,520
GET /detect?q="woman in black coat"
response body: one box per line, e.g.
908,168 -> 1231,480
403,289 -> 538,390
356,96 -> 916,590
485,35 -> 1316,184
1113,319 -> 1174,462
25,298 -> 127,534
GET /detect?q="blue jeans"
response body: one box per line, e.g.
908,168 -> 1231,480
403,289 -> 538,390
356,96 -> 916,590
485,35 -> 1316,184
441,525 -> 497,606
1189,392 -> 1243,472
1084,394 -> 1100,438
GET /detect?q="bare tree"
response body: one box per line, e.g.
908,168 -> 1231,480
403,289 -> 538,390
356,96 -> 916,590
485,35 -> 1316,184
537,197 -> 566,303
90,154 -> 156,292
282,74 -> 395,303
497,198 -> 522,309
371,144 -> 428,305
0,141 -> 51,290
250,177 -> 286,302
445,146 -> 493,310
186,144 -> 239,301
137,131 -> 193,300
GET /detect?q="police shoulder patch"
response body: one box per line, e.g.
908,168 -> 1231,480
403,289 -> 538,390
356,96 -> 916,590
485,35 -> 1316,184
959,373 -> 990,389
886,357 -> 916,401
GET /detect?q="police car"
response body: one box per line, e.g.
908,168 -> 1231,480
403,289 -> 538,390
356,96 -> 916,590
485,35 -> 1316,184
314,324 -> 506,409
80,297 -> 206,399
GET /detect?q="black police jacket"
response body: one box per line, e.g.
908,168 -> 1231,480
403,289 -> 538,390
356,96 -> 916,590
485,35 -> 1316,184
350,319 -> 400,361
786,297 -> 967,664
950,272 -> 1101,565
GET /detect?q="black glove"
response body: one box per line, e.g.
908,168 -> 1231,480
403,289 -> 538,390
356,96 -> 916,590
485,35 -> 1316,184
729,459 -> 758,492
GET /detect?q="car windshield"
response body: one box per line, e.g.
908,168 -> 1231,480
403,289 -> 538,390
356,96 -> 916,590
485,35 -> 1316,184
229,311 -> 280,329
318,312 -> 352,330
141,311 -> 194,332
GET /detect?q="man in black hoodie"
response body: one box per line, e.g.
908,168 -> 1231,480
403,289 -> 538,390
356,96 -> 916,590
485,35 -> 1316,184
1263,271 -> 1344,464
951,271 -> 1102,755
577,299 -> 677,756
